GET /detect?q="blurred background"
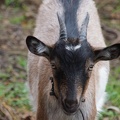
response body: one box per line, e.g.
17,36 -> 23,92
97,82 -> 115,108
0,0 -> 120,120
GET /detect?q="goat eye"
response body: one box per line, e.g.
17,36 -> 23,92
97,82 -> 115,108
88,65 -> 94,71
51,64 -> 56,69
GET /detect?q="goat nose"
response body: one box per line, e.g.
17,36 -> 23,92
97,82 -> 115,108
64,99 -> 78,109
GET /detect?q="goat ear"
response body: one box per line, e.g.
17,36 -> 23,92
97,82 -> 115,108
94,44 -> 120,62
26,36 -> 51,59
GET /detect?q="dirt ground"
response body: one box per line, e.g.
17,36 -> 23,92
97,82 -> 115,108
0,0 -> 120,120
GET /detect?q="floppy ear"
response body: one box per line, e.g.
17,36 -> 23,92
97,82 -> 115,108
94,44 -> 120,62
26,36 -> 51,59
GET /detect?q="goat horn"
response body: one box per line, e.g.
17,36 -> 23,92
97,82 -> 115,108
57,13 -> 67,42
79,13 -> 89,41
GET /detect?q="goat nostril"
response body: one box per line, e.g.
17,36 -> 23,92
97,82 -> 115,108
81,97 -> 85,102
64,99 -> 78,109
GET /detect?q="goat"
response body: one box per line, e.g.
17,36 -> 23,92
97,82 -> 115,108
26,0 -> 120,120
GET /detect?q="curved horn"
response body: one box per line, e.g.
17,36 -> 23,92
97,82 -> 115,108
57,13 -> 67,41
79,13 -> 89,41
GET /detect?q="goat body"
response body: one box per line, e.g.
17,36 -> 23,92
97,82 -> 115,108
26,0 -> 120,120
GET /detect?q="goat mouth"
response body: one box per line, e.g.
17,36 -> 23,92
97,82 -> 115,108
62,102 -> 79,115
63,107 -> 79,115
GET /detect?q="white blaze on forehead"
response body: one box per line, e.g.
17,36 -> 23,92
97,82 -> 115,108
65,44 -> 81,51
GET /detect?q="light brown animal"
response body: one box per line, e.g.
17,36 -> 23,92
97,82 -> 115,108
26,0 -> 120,120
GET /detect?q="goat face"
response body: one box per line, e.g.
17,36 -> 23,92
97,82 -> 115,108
50,38 -> 94,114
26,14 -> 120,114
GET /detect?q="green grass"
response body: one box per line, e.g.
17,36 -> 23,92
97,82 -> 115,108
0,81 -> 31,110
112,0 -> 120,13
0,73 -> 10,80
10,15 -> 26,24
17,56 -> 27,69
99,66 -> 120,119
0,15 -> 3,21
99,110 -> 119,120
5,0 -> 23,7
0,56 -> 30,112
107,67 -> 120,108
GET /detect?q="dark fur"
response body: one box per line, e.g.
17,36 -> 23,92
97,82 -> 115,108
50,40 -> 94,105
60,0 -> 81,38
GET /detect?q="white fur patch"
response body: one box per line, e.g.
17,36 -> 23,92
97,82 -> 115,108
97,92 -> 107,112
43,0 -> 50,4
65,44 -> 81,51
96,66 -> 109,112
